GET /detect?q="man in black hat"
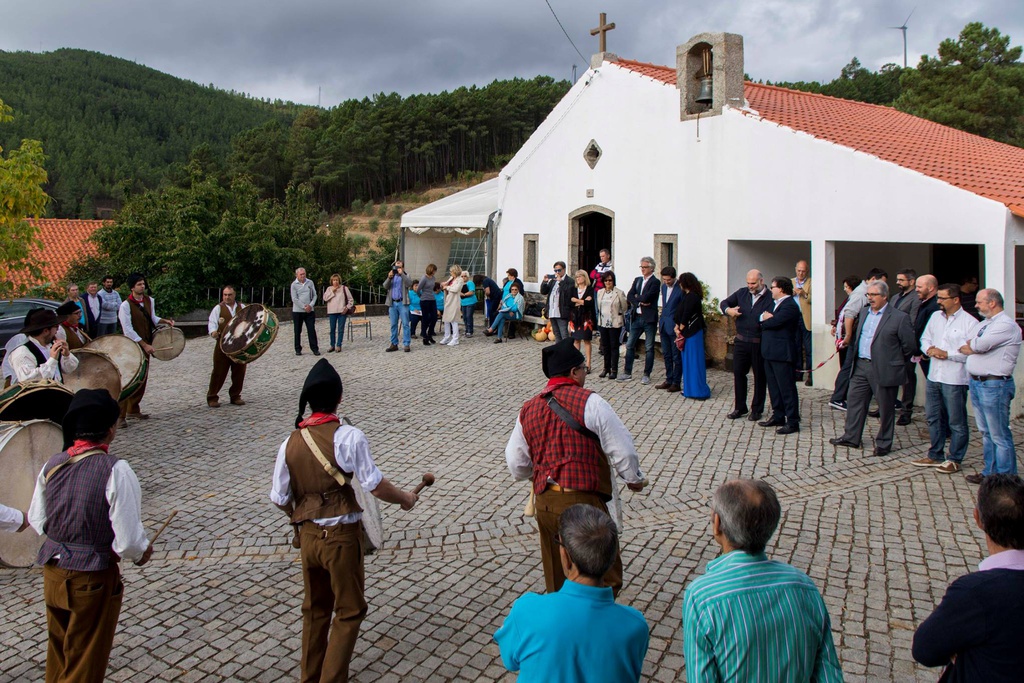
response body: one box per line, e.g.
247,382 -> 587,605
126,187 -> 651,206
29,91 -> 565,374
117,274 -> 174,423
28,388 -> 151,683
504,338 -> 648,596
8,307 -> 80,383
269,359 -> 419,682
57,300 -> 92,349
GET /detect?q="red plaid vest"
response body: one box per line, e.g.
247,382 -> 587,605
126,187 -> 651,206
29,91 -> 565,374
519,383 -> 612,499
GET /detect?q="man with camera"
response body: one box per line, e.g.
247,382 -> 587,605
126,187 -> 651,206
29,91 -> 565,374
541,262 -> 574,342
384,260 -> 414,353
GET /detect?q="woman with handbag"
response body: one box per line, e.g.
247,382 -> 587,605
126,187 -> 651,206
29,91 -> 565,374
596,271 -> 627,379
569,270 -> 596,372
439,265 -> 465,346
674,272 -> 712,399
323,274 -> 355,352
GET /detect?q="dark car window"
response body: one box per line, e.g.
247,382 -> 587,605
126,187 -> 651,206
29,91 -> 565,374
0,302 -> 37,321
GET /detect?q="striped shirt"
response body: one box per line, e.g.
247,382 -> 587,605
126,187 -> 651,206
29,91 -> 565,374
683,551 -> 843,683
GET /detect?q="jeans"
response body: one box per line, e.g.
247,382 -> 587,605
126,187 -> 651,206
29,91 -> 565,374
96,322 -> 118,337
388,303 -> 411,346
969,377 -> 1017,475
659,325 -> 681,385
462,305 -> 475,335
292,311 -> 319,353
328,313 -> 348,348
925,380 -> 969,463
490,310 -> 519,336
624,317 -> 657,377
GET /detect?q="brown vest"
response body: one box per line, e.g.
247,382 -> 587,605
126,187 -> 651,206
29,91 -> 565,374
214,303 -> 238,339
63,325 -> 90,350
128,296 -> 156,344
284,422 -> 361,523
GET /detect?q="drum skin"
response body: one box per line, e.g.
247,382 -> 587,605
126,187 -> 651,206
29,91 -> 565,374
82,336 -> 148,402
151,327 -> 185,361
0,380 -> 74,423
62,350 -> 123,401
220,304 -> 279,364
0,419 -> 64,567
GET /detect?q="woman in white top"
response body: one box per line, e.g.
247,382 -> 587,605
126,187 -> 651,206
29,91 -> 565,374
323,274 -> 355,352
440,265 -> 465,346
596,271 -> 628,379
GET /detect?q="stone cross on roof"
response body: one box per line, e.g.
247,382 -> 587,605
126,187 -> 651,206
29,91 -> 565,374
590,13 -> 616,53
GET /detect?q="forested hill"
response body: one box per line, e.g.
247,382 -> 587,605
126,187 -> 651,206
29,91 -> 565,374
0,49 -> 298,217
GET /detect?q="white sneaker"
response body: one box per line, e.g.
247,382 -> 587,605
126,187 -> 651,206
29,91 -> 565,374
439,337 -> 451,345
448,341 -> 459,346
641,375 -> 651,385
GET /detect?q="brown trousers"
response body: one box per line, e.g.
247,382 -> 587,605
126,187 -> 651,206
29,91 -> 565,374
207,344 -> 245,402
119,365 -> 149,419
299,521 -> 366,683
43,563 -> 124,683
535,489 -> 623,596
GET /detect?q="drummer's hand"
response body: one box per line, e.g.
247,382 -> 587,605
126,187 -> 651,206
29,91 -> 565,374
49,343 -> 62,359
210,332 -> 218,339
141,342 -> 155,357
17,512 -> 30,533
165,319 -> 175,327
135,544 -> 154,566
626,481 -> 646,492
401,492 -> 418,511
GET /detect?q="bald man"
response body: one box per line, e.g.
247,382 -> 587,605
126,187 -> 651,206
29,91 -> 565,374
793,260 -> 812,386
720,270 -> 774,421
914,275 -> 941,382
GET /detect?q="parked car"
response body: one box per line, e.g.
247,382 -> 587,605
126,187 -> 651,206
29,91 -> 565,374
0,297 -> 62,354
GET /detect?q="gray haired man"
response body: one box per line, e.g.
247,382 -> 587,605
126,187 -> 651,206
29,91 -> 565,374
621,256 -> 660,384
291,268 -> 320,356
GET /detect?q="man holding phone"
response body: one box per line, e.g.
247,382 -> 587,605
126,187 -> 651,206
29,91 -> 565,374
384,260 -> 414,352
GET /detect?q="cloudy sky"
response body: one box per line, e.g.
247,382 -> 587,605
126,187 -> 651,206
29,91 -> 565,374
2,0 -> 1021,106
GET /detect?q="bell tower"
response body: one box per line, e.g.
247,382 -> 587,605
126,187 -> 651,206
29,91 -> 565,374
677,33 -> 744,121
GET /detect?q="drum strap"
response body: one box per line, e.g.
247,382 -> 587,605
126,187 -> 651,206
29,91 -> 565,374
44,449 -> 106,482
300,429 -> 353,486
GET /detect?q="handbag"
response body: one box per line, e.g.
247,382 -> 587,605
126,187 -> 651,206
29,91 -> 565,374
300,426 -> 383,555
675,331 -> 686,351
342,287 -> 357,315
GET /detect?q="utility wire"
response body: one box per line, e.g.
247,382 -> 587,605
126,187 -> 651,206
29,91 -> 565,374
543,0 -> 588,64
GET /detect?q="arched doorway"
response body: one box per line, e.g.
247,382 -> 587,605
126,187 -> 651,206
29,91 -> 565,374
568,206 -> 614,276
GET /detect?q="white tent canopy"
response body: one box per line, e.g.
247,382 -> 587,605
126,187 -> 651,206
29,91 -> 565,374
400,178 -> 498,231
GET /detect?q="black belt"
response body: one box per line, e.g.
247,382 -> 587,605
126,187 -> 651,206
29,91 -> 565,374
971,374 -> 1010,382
735,334 -> 760,344
392,298 -> 403,302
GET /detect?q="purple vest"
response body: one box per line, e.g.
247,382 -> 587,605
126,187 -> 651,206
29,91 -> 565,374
37,450 -> 119,571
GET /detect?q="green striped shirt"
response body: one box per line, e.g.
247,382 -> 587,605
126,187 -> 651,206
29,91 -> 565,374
682,551 -> 843,682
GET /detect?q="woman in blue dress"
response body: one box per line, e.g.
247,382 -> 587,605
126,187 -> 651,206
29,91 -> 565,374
673,272 -> 711,400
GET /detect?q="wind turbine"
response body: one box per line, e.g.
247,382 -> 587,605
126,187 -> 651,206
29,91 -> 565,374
891,8 -> 915,68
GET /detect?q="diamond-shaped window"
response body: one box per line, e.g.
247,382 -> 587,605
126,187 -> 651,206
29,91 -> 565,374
583,140 -> 602,169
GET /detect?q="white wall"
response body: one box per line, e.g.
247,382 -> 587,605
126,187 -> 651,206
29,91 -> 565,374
727,241 -> 810,292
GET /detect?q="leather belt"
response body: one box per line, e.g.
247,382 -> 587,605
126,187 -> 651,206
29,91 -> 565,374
735,334 -> 760,344
971,374 -> 1010,382
545,483 -> 578,493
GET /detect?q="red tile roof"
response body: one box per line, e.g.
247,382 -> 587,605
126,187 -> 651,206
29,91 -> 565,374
612,58 -> 1024,218
10,219 -> 109,287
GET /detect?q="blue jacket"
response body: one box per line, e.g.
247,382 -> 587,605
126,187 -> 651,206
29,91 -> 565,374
659,282 -> 682,336
494,580 -> 649,683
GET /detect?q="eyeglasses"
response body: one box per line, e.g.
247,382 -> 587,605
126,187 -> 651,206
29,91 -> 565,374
640,265 -> 653,270
936,296 -> 955,301
770,284 -> 780,289
552,534 -> 563,548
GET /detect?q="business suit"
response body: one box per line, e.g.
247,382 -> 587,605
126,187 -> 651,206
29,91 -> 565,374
838,304 -> 916,452
79,293 -> 101,338
913,295 -> 940,385
623,275 -> 660,378
658,282 -> 683,388
759,296 -> 802,429
720,286 -> 773,417
891,289 -> 922,420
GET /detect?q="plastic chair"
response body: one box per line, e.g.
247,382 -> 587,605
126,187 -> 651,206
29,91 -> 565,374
347,305 -> 372,341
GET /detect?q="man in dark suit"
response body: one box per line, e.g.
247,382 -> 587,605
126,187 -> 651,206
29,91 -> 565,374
913,274 -> 941,378
757,276 -> 802,435
720,270 -> 773,421
830,281 -> 916,456
656,267 -> 683,392
620,256 -> 660,384
541,262 -> 575,342
891,269 -> 921,425
913,474 -> 1024,681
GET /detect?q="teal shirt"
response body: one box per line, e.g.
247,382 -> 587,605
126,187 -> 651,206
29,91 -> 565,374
461,280 -> 476,306
495,579 -> 649,683
683,551 -> 843,683
409,289 -> 421,314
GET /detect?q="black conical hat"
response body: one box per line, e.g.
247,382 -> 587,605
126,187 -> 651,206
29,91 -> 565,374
296,359 -> 343,428
542,338 -> 585,378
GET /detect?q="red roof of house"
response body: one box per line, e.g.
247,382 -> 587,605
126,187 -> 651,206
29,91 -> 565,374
612,58 -> 1024,218
10,219 -> 109,287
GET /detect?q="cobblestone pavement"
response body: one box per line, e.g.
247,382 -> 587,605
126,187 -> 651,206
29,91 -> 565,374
2,316 -> 1021,682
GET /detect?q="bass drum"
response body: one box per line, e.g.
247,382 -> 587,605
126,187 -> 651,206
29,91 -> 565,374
83,336 -> 148,402
62,350 -> 123,401
151,326 -> 185,361
0,419 -> 64,567
220,304 -> 279,364
0,380 -> 74,423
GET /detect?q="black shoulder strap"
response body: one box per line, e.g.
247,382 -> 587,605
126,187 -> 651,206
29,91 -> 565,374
546,394 -> 600,443
23,340 -> 48,366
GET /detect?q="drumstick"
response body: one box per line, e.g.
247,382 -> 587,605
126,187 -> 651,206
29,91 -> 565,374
150,510 -> 178,545
412,473 -> 435,495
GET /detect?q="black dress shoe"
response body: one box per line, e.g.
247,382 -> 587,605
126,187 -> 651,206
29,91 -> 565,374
727,409 -> 749,420
829,437 -> 861,448
599,369 -> 608,378
758,419 -> 785,427
965,474 -> 985,485
748,412 -> 763,422
871,447 -> 892,457
776,424 -> 799,435
868,408 -> 880,418
896,415 -> 912,426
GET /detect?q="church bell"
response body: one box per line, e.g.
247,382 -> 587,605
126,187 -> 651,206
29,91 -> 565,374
695,76 -> 713,104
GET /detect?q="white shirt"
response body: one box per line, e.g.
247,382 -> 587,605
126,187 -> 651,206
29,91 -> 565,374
636,275 -> 654,315
0,503 -> 25,532
920,307 -> 979,385
118,297 -> 162,343
84,293 -> 101,320
269,422 -> 384,526
28,457 -> 150,563
9,336 -> 79,382
504,392 -> 646,485
208,302 -> 242,335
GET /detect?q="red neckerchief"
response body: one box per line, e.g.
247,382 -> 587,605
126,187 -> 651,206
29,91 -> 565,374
298,413 -> 340,428
129,294 -> 146,305
68,440 -> 110,456
544,377 -> 578,392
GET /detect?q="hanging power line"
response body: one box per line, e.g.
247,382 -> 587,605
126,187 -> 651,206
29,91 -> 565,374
543,0 -> 587,64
